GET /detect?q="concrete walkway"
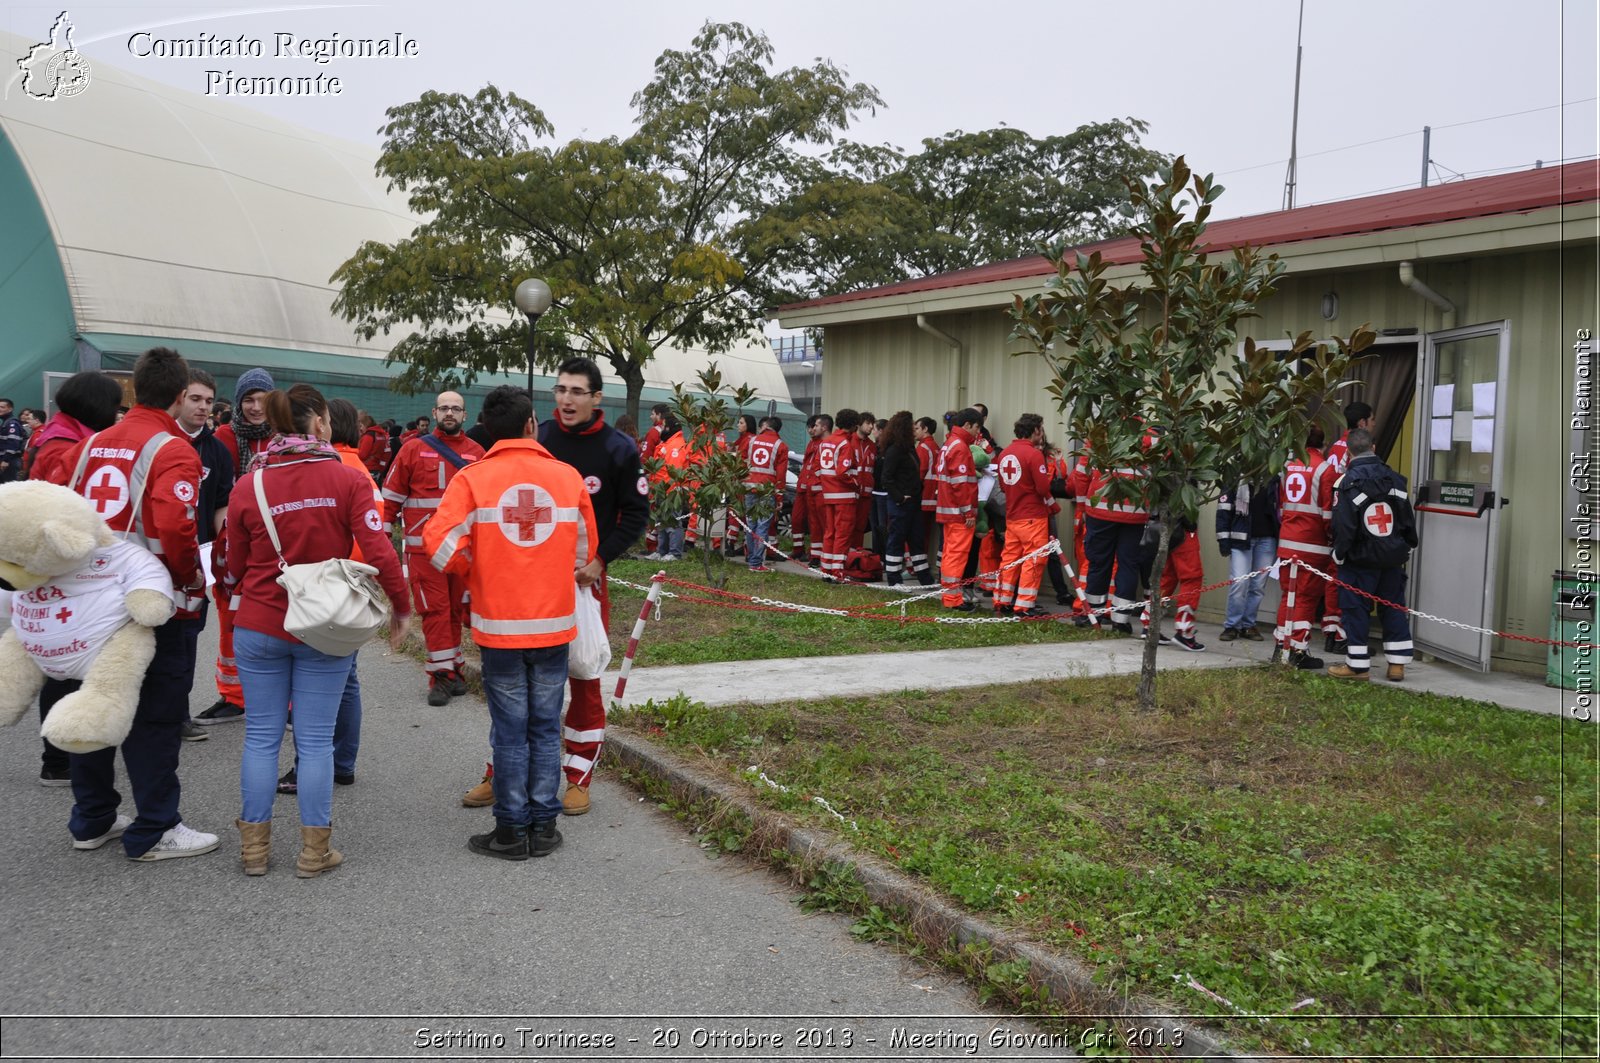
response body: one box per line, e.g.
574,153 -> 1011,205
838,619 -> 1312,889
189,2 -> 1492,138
618,575 -> 1587,719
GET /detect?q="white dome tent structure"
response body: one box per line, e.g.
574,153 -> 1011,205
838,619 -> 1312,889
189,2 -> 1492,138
0,29 -> 800,434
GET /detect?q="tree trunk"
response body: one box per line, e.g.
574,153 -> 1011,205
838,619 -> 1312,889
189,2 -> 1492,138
1136,517 -> 1173,713
621,366 -> 646,427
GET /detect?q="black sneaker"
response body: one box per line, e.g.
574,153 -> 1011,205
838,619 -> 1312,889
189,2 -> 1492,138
1140,628 -> 1174,645
1071,615 -> 1093,628
1014,607 -> 1049,619
1174,634 -> 1207,652
447,671 -> 469,696
334,772 -> 355,786
196,700 -> 244,725
1218,626 -> 1239,642
277,769 -> 297,795
179,720 -> 210,742
39,767 -> 71,788
528,820 -> 563,858
1056,593 -> 1074,606
1288,649 -> 1325,670
1326,637 -> 1348,655
468,824 -> 529,861
1110,621 -> 1134,636
427,679 -> 452,707
946,602 -> 975,613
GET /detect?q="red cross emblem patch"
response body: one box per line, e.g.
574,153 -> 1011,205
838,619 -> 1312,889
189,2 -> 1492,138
1364,501 -> 1395,537
495,483 -> 558,548
998,454 -> 1022,486
86,467 -> 129,520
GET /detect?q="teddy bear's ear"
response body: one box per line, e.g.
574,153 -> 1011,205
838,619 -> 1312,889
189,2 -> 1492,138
39,519 -> 99,569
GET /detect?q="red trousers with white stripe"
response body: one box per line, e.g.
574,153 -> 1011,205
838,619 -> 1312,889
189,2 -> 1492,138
978,529 -> 1002,593
1275,556 -> 1323,652
563,575 -> 609,787
1154,532 -> 1203,635
996,517 -> 1049,612
212,582 -> 243,708
409,554 -> 468,677
820,501 -> 856,579
1321,559 -> 1346,639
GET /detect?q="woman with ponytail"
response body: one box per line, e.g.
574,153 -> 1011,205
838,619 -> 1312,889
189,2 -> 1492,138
226,385 -> 411,878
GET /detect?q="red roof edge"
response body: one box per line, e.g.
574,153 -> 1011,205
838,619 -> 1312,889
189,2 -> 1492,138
780,159 -> 1599,313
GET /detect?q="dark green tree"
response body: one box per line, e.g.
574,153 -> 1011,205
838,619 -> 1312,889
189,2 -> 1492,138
1009,157 -> 1374,711
332,22 -> 882,422
754,121 -> 1167,298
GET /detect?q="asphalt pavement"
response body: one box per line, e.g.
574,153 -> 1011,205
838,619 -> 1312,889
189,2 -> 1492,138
0,621 -> 1058,1063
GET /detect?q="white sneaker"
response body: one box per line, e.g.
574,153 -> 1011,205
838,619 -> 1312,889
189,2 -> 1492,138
644,551 -> 662,561
73,814 -> 133,850
127,822 -> 219,862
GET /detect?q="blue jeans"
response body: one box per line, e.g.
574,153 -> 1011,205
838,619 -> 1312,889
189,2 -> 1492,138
235,626 -> 354,827
293,652 -> 362,777
658,509 -> 685,558
479,643 -> 568,827
743,493 -> 773,567
1223,536 -> 1278,630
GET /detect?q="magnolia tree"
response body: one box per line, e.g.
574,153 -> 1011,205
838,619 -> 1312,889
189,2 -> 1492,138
1009,158 -> 1375,711
643,363 -> 765,588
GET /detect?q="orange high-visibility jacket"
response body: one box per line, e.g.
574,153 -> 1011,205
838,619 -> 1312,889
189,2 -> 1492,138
423,438 -> 598,649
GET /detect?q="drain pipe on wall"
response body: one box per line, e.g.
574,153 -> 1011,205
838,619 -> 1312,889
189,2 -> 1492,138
1398,261 -> 1456,330
916,314 -> 966,410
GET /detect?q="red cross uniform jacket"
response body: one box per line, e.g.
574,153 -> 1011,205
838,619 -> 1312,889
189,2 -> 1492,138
226,450 -> 410,643
1276,452 -> 1333,561
935,426 -> 979,524
1068,435 -> 1153,524
63,407 -> 206,617
996,438 -> 1057,522
815,429 -> 858,506
916,436 -> 939,513
381,432 -> 485,553
742,429 -> 789,490
798,437 -> 822,496
423,438 -> 598,650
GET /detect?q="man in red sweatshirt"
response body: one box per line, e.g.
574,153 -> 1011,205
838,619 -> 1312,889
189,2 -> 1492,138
994,414 -> 1056,617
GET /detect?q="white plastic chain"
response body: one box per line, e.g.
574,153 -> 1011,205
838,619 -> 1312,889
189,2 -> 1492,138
1294,559 -> 1563,643
745,766 -> 858,831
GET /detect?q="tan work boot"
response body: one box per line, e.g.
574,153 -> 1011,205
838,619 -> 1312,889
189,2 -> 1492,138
1326,663 -> 1370,681
562,783 -> 590,816
237,819 -> 270,876
462,763 -> 494,808
1387,663 -> 1405,682
296,826 -> 343,878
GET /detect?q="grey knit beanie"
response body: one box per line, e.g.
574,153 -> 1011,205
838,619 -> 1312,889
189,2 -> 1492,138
234,367 -> 275,407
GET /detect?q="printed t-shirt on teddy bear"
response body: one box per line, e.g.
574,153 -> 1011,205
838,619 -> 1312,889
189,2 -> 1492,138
4,540 -> 175,681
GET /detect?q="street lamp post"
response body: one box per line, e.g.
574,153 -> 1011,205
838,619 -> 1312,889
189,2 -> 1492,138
513,278 -> 553,401
799,360 -> 818,416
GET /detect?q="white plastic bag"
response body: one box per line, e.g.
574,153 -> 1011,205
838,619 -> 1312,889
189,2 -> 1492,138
568,583 -> 612,680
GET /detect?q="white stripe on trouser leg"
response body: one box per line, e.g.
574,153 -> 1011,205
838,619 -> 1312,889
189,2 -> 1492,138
1175,606 -> 1194,635
909,553 -> 928,572
427,648 -> 457,662
562,753 -> 595,774
1345,644 -> 1370,671
1110,595 -> 1137,625
1383,640 -> 1413,664
563,726 -> 605,743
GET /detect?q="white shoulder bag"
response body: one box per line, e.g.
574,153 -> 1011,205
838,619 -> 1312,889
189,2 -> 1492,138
252,468 -> 389,657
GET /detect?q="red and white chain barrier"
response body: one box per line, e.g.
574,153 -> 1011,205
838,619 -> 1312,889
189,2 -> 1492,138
1295,560 -> 1594,649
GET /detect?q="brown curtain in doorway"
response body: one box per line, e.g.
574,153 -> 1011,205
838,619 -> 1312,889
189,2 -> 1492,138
1347,344 -> 1416,461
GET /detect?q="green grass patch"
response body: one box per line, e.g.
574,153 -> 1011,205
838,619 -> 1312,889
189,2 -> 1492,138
613,667 -> 1599,1059
605,557 -> 1100,666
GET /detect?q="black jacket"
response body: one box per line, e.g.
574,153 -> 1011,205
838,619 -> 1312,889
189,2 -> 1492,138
537,412 -> 649,566
1331,455 -> 1417,569
879,442 -> 921,505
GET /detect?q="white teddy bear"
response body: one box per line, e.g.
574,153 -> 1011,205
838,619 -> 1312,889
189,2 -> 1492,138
0,481 -> 176,753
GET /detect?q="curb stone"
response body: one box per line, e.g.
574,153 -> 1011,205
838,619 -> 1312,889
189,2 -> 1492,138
606,725 -> 1276,1063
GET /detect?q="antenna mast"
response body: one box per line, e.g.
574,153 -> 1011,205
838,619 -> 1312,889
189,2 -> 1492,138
1282,0 -> 1306,210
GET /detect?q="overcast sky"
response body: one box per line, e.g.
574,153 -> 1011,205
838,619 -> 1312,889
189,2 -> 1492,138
8,0 -> 1597,220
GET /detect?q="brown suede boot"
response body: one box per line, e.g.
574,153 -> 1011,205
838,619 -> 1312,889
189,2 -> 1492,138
1387,663 -> 1405,682
296,826 -> 343,878
237,819 -> 270,876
